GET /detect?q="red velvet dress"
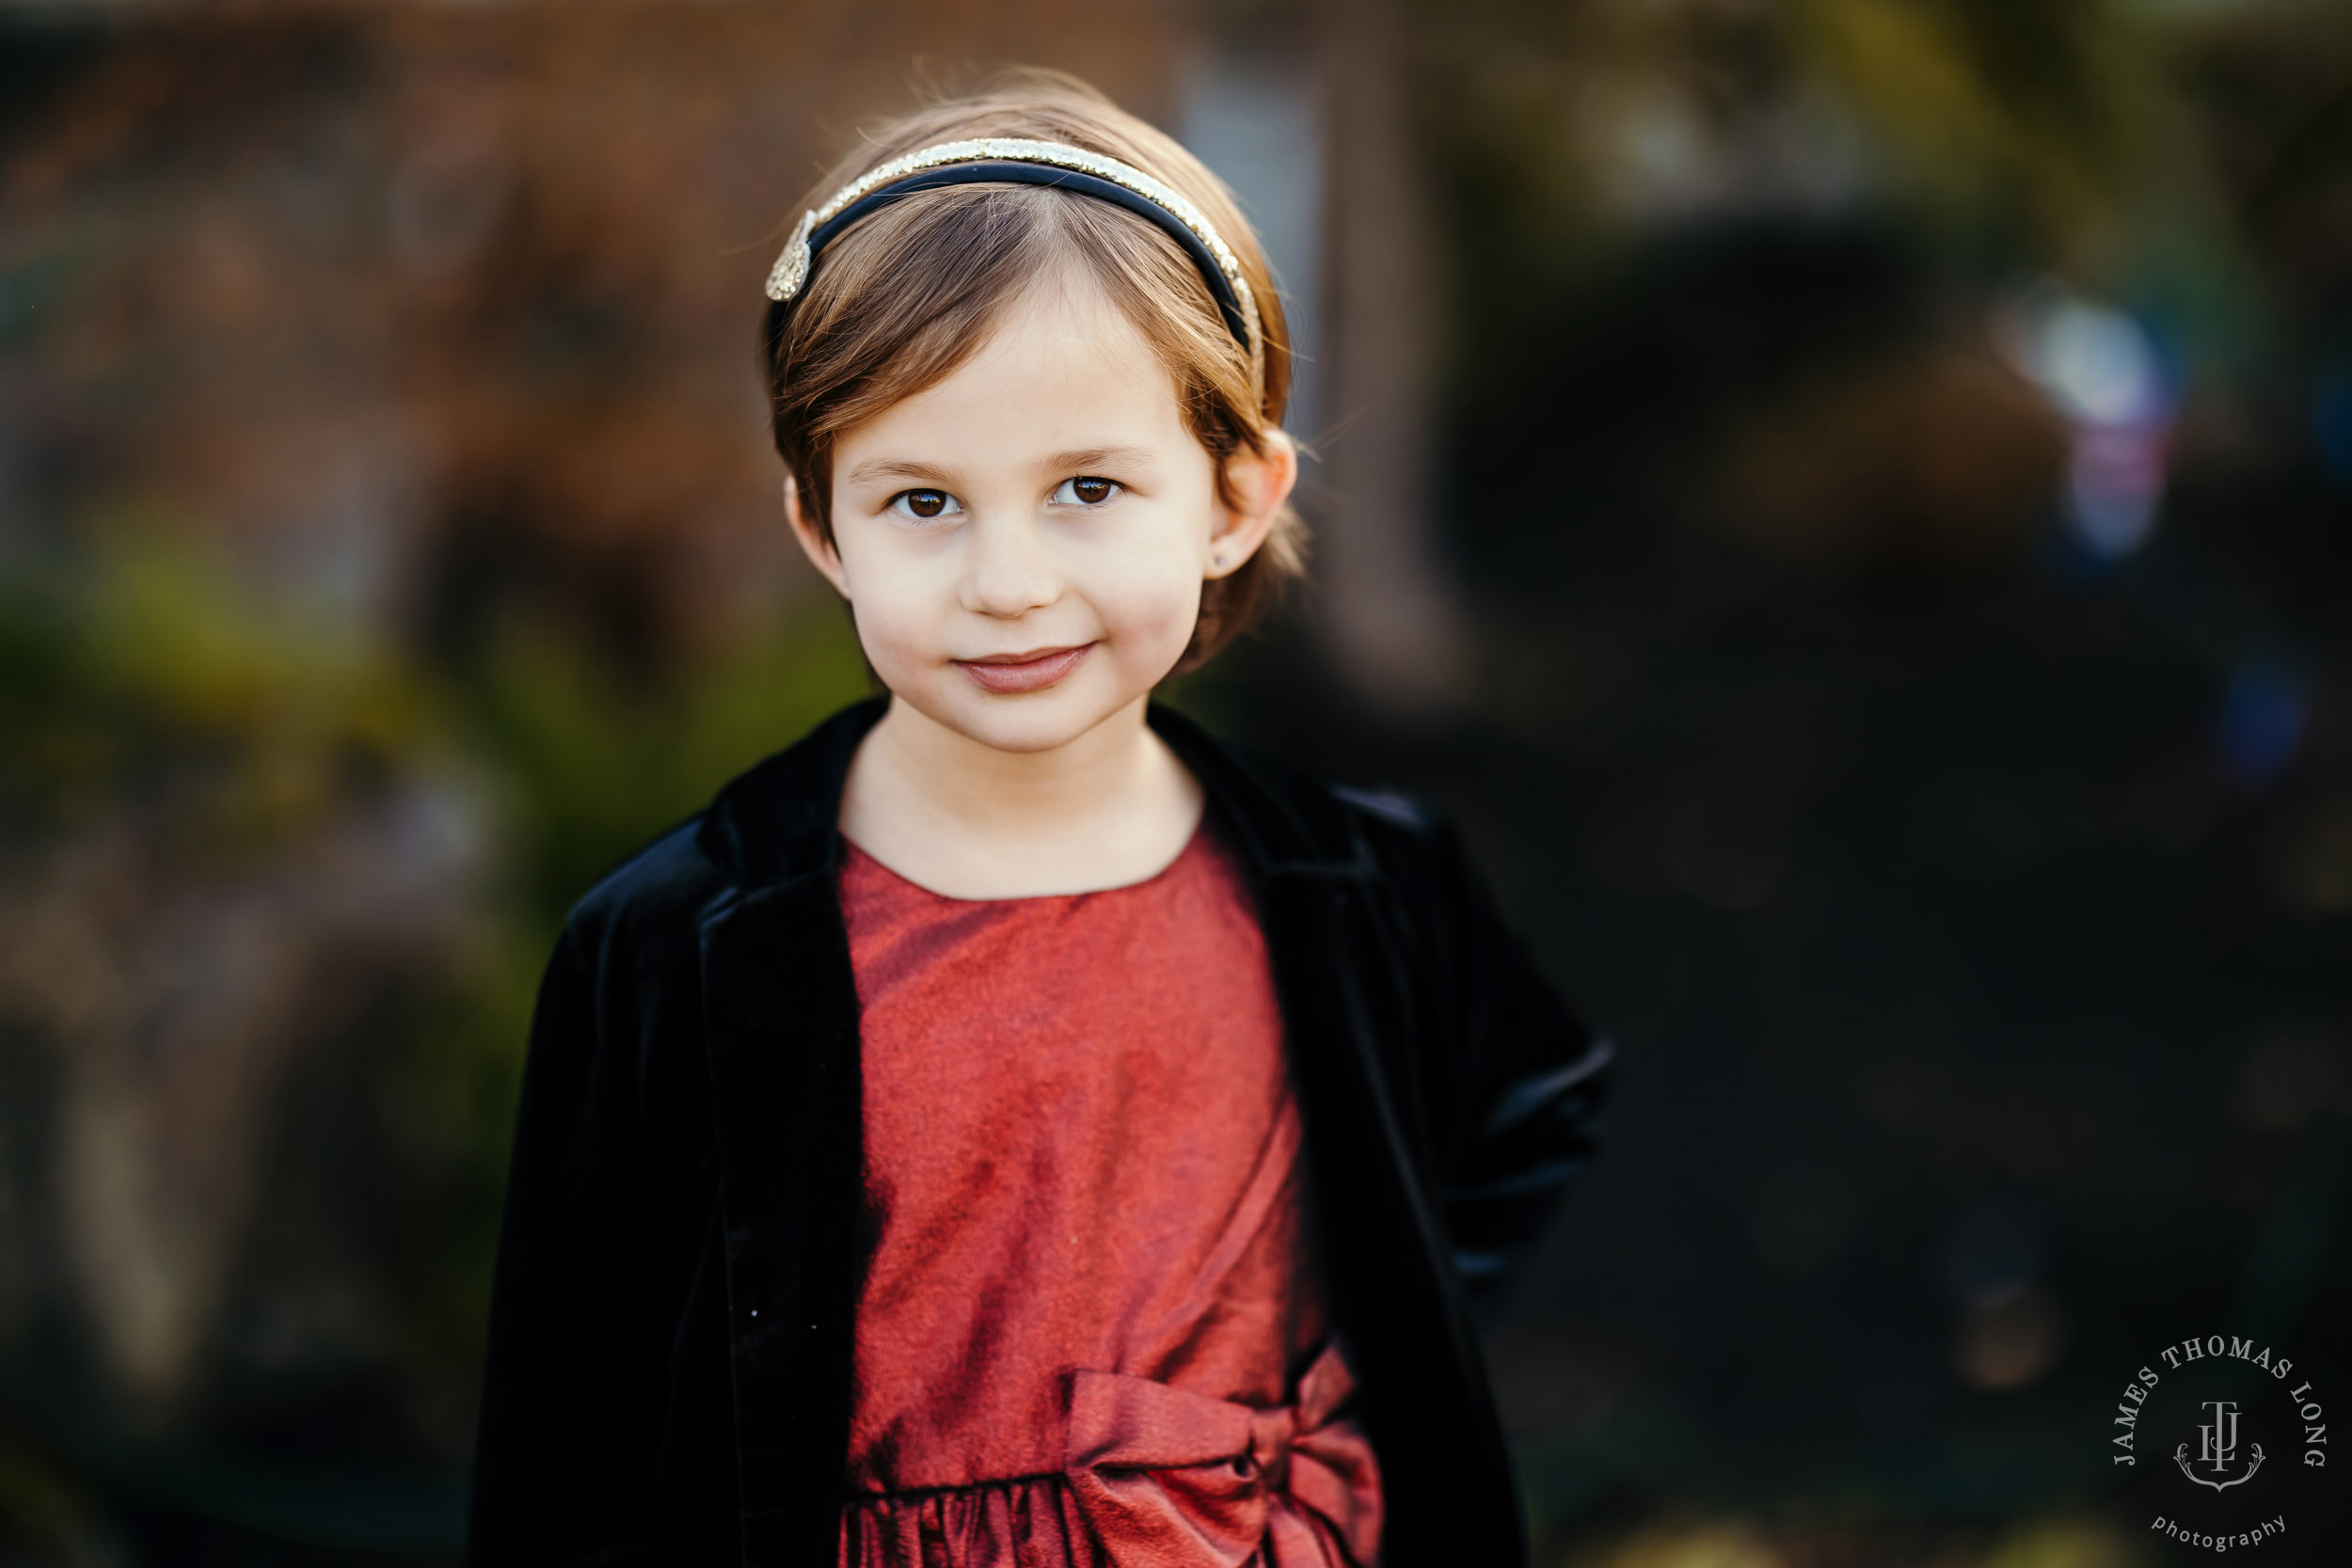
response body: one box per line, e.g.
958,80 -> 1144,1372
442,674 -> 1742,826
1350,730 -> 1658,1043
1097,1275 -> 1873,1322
834,821 -> 1384,1568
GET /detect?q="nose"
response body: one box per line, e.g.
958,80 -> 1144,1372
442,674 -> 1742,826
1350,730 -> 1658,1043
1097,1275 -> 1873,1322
958,510 -> 1060,619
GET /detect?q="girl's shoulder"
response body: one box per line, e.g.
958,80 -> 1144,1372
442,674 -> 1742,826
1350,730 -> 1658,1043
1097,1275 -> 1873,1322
558,700 -> 882,954
563,816 -> 730,955
1141,703 -> 1463,879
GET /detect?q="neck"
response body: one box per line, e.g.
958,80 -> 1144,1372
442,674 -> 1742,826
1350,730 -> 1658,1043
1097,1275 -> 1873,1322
837,693 -> 1204,898
870,692 -> 1160,830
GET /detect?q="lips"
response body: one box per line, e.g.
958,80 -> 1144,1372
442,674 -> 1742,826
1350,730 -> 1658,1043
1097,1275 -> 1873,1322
953,642 -> 1093,694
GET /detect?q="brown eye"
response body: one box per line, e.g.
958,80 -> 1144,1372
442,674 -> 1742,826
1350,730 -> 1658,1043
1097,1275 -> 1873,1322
1056,476 -> 1120,506
890,488 -> 959,521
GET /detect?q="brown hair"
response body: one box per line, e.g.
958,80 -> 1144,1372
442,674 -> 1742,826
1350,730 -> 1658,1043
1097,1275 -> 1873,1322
760,73 -> 1304,671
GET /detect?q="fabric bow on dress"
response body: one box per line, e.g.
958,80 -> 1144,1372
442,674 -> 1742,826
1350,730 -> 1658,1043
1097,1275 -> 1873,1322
1064,1342 -> 1382,1568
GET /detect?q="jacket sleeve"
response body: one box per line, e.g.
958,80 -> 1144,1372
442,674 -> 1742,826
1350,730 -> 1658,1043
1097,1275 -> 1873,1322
1419,816 -> 1613,1320
467,917 -> 720,1564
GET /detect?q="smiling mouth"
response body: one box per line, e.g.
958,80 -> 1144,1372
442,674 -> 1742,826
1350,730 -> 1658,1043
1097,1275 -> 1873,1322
953,642 -> 1094,694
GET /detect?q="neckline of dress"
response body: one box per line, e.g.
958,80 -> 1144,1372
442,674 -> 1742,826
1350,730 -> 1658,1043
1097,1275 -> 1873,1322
838,814 -> 1213,906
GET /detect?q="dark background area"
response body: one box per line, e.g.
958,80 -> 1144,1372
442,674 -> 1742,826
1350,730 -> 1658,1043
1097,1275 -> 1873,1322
2,1 -> 2347,1564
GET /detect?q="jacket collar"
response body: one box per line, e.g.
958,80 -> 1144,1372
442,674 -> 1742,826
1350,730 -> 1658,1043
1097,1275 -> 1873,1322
694,695 -> 1368,893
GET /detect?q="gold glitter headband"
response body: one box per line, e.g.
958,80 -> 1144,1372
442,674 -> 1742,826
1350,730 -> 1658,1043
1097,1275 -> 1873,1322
764,136 -> 1265,397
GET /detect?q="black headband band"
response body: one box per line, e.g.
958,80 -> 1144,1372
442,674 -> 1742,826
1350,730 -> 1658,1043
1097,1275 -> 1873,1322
766,162 -> 1254,356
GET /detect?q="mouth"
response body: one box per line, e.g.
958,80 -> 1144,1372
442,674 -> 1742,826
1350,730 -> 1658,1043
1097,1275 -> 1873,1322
952,642 -> 1094,694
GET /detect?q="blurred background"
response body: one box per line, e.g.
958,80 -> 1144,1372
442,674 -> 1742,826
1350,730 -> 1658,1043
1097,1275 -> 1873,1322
2,0 -> 2348,1563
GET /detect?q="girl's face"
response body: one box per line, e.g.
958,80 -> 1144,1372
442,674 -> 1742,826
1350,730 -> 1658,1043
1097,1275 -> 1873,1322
790,271 -> 1293,757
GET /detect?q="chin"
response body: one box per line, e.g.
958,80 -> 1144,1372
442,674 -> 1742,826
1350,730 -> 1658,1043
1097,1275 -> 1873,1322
922,681 -> 1130,755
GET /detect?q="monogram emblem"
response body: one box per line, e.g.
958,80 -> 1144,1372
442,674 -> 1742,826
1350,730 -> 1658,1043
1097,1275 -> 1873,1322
2173,1399 -> 2265,1492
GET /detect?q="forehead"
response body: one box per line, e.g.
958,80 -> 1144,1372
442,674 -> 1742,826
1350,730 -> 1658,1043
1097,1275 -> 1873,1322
838,269 -> 1186,462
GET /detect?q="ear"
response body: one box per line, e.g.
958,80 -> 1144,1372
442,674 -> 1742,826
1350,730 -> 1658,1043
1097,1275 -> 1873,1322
784,473 -> 850,596
1204,429 -> 1299,580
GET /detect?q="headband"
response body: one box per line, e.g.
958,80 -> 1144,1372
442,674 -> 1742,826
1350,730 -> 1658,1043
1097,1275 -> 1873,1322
764,137 -> 1265,397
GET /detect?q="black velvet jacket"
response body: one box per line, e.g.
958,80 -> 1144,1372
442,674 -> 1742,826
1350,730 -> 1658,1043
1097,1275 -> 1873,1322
467,697 -> 1610,1567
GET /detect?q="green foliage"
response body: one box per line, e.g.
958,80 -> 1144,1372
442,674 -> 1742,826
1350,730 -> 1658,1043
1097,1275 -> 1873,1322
0,524 -> 436,859
0,523 -> 868,1469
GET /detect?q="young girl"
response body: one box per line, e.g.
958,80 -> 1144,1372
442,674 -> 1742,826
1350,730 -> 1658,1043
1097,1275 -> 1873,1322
467,76 -> 1610,1568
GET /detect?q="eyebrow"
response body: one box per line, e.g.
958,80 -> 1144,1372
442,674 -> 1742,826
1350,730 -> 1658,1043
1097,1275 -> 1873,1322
1043,446 -> 1159,475
840,457 -> 959,489
840,445 -> 1164,492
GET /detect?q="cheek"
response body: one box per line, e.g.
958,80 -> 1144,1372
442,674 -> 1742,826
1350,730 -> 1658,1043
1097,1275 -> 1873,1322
1081,537 -> 1205,653
835,537 -> 947,668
